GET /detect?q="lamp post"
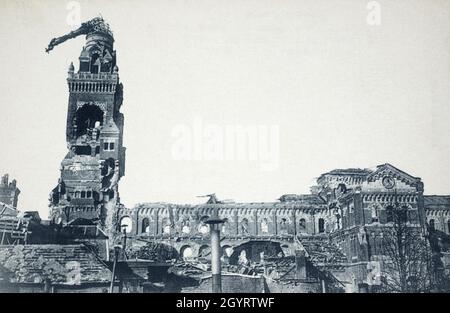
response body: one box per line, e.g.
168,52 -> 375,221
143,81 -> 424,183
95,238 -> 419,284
109,244 -> 121,293
205,208 -> 225,293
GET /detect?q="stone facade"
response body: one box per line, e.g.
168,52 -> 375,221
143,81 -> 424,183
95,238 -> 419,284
121,193 -> 339,239
114,163 -> 450,291
125,197 -> 330,239
187,274 -> 266,293
118,164 -> 432,248
424,195 -> 450,234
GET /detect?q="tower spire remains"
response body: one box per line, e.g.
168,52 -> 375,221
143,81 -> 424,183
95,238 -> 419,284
47,17 -> 126,241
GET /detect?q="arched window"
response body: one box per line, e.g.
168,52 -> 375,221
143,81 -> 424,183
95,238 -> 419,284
120,216 -> 132,234
318,218 -> 325,233
182,220 -> 191,234
198,224 -> 209,234
241,218 -> 249,235
447,220 -> 450,235
386,206 -> 394,223
161,218 -> 171,234
90,53 -> 101,74
399,206 -> 408,224
180,245 -> 194,260
335,214 -> 341,230
260,218 -> 269,234
336,183 -> 347,196
299,218 -> 307,233
279,218 -> 288,234
222,245 -> 233,258
141,218 -> 149,234
238,250 -> 249,266
197,216 -> 209,235
429,219 -> 435,231
221,218 -> 229,235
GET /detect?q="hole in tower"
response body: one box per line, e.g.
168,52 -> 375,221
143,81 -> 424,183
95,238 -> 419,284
75,104 -> 104,138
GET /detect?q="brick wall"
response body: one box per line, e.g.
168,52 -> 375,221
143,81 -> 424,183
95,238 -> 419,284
186,274 -> 266,293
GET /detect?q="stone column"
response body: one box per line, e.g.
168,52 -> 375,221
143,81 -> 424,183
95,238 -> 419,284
134,209 -> 139,236
272,211 -> 277,235
353,188 -> 364,226
416,182 -> 426,230
254,211 -> 258,236
153,210 -> 158,236
291,209 -> 296,235
210,226 -> 222,293
295,250 -> 307,279
206,208 -> 224,293
310,211 -> 316,235
233,210 -> 239,235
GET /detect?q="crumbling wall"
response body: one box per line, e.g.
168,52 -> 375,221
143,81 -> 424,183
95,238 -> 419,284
186,274 -> 266,293
265,279 -> 321,293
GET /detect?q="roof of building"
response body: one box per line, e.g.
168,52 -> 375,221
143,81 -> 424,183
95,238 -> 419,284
110,261 -> 172,281
317,168 -> 373,185
0,202 -> 18,217
134,198 -> 328,214
424,196 -> 450,207
366,163 -> 421,184
320,168 -> 373,177
59,224 -> 108,240
170,261 -> 209,280
22,211 -> 41,219
278,194 -> 326,205
0,244 -> 111,285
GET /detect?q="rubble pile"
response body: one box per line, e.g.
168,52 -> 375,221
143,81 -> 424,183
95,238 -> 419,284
127,242 -> 179,262
299,237 -> 348,266
0,244 -> 111,285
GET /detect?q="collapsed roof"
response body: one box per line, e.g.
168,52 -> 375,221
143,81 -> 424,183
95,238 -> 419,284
0,244 -> 111,285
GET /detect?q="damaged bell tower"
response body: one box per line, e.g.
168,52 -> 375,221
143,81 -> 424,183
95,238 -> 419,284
47,17 -> 126,238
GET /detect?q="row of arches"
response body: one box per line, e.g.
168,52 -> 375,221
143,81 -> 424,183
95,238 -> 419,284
136,206 -> 329,217
121,216 -> 328,236
363,194 -> 417,203
178,241 -> 290,266
69,81 -> 116,93
65,206 -> 96,213
180,244 -> 214,260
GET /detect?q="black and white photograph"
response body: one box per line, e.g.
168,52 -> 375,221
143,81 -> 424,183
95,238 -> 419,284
0,0 -> 450,302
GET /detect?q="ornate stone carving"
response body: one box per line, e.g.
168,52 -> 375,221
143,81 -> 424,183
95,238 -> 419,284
76,101 -> 107,111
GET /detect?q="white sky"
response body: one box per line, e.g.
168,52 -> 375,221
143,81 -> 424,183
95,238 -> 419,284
0,0 -> 449,218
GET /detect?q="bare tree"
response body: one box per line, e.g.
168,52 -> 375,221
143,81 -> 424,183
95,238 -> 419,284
379,204 -> 435,293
